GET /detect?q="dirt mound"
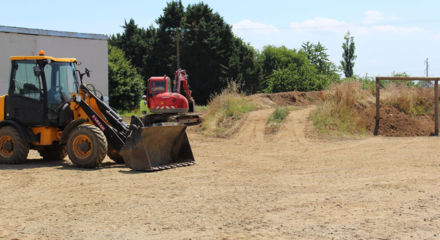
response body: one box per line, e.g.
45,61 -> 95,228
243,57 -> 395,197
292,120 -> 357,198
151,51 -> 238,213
249,91 -> 321,108
361,105 -> 435,136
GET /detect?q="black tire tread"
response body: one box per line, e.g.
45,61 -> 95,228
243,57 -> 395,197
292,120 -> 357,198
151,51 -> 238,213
0,126 -> 29,164
67,124 -> 107,168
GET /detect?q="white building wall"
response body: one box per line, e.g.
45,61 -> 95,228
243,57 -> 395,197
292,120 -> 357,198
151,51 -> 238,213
0,29 -> 108,96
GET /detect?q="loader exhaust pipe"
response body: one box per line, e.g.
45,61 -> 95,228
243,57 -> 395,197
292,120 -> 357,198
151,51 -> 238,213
119,124 -> 195,171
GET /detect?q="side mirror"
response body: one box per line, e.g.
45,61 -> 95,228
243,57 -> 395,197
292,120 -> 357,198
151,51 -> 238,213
85,68 -> 90,77
33,66 -> 42,77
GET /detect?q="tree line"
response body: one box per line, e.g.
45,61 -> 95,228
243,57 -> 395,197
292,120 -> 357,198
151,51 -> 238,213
108,1 -> 356,111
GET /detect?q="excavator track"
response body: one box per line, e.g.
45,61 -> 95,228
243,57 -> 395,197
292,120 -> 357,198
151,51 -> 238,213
141,113 -> 201,126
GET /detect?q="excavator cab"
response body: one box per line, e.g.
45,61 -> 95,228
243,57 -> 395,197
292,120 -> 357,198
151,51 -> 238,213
148,76 -> 171,96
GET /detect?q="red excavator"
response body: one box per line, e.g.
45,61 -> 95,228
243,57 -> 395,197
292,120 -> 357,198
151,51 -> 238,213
144,69 -> 200,126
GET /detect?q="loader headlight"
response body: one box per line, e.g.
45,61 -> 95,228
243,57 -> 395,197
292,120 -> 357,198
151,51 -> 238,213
74,95 -> 82,103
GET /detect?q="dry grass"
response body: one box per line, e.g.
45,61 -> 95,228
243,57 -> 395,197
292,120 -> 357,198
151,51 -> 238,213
312,81 -> 374,135
201,82 -> 255,137
382,83 -> 433,116
312,80 -> 437,135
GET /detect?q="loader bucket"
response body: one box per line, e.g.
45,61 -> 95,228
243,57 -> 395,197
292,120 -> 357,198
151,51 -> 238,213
119,124 -> 195,171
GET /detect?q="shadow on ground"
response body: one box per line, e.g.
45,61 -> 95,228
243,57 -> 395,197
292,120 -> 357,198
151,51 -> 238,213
0,158 -> 126,171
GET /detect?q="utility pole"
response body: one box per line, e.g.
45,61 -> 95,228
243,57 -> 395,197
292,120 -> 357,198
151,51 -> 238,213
424,58 -> 431,87
425,58 -> 429,77
165,27 -> 190,69
176,33 -> 180,69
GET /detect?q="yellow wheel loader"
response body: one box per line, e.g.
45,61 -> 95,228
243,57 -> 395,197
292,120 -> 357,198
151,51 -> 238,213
0,51 -> 195,171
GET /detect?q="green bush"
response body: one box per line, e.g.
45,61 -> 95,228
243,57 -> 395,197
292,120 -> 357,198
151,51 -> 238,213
260,45 -> 339,93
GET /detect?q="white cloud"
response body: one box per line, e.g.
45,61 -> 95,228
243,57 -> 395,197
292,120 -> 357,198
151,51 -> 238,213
363,10 -> 398,25
232,20 -> 278,35
289,11 -> 422,36
371,25 -> 423,35
290,17 -> 350,33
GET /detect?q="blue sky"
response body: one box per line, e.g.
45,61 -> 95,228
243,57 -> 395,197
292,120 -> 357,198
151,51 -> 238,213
2,0 -> 440,77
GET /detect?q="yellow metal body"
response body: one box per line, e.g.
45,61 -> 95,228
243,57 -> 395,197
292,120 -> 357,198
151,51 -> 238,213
10,56 -> 76,62
1,93 -> 59,145
0,95 -> 5,121
31,127 -> 61,145
0,55 -> 103,146
21,88 -> 104,146
70,89 -> 108,125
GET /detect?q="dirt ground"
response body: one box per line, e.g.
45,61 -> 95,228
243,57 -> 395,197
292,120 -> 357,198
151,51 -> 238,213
1,106 -> 440,239
361,104 -> 437,137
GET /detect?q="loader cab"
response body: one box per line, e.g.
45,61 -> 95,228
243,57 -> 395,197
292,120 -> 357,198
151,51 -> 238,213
6,54 -> 78,126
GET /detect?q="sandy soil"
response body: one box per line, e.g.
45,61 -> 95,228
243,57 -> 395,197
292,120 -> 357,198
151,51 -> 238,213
1,106 -> 440,239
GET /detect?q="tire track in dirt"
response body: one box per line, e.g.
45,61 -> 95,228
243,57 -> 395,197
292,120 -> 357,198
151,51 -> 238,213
232,109 -> 273,144
275,106 -> 315,148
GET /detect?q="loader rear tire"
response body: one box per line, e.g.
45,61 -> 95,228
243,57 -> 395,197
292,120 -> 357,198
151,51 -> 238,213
67,124 -> 107,168
107,146 -> 124,164
38,145 -> 67,161
0,126 -> 29,164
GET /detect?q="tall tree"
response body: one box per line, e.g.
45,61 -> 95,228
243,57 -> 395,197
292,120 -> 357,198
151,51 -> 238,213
155,0 -> 185,75
109,1 -> 263,104
341,32 -> 356,78
301,41 -> 336,75
227,37 -> 262,94
180,3 -> 234,103
109,19 -> 157,77
108,45 -> 144,111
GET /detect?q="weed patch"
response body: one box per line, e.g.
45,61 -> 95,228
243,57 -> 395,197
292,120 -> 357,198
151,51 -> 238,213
312,81 -> 373,135
201,82 -> 255,137
265,106 -> 293,135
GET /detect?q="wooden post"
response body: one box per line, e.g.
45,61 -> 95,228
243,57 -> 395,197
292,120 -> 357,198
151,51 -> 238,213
435,80 -> 439,136
374,78 -> 380,136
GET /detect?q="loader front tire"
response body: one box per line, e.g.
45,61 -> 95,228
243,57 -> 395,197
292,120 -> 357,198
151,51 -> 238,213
0,126 -> 29,164
38,145 -> 67,161
67,124 -> 107,168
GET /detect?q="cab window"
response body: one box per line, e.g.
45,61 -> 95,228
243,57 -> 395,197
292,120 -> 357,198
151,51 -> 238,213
10,61 -> 42,101
150,81 -> 166,93
45,62 -> 77,104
